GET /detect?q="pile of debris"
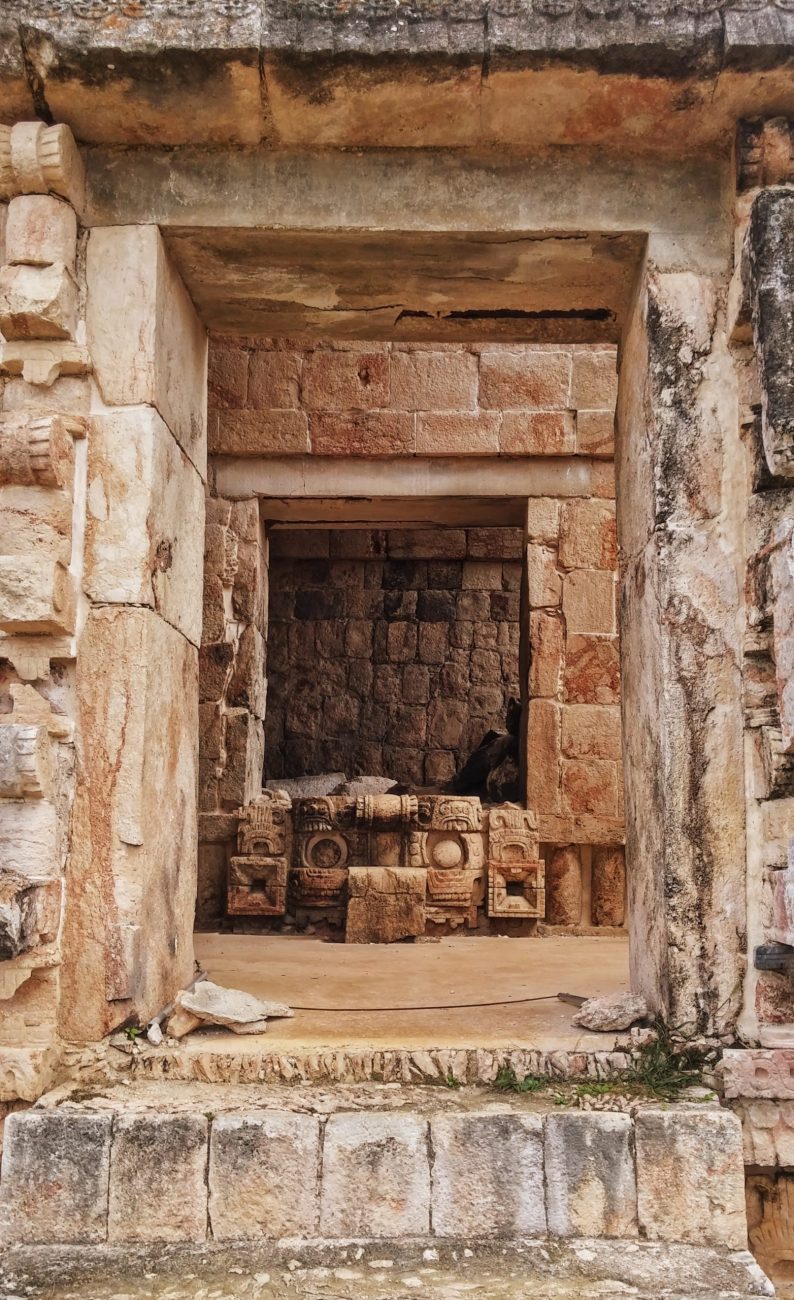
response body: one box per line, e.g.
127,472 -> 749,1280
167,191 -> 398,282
142,979 -> 293,1043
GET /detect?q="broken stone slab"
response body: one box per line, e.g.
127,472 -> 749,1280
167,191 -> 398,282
331,775 -> 397,796
165,980 -> 294,1039
573,991 -> 649,1032
265,773 -> 345,798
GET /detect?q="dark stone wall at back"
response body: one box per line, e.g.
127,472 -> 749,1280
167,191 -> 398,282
264,528 -> 521,788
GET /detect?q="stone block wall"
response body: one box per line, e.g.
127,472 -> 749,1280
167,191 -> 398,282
0,1098 -> 748,1253
208,338 -> 617,460
265,527 -> 522,787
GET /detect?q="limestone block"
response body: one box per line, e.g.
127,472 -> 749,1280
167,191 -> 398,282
577,410 -> 615,458
529,611 -> 564,698
0,1110 -> 111,1245
320,1113 -> 430,1236
431,1112 -> 545,1238
721,1049 -> 794,1101
525,497 -> 561,544
390,350 -> 477,411
84,408 -> 204,647
0,1043 -> 60,1103
228,624 -> 267,719
0,869 -> 59,959
219,710 -> 264,809
0,723 -> 51,799
546,846 -> 583,926
0,800 -> 57,880
345,866 -> 426,943
770,524 -> 794,752
564,634 -> 621,705
559,500 -> 617,571
302,349 -> 390,411
526,545 -> 562,607
502,410 -> 576,455
0,556 -> 75,634
479,350 -> 570,410
544,1112 -> 637,1238
571,351 -> 618,410
62,606 -> 197,1040
108,1114 -> 208,1243
0,338 -> 90,386
86,225 -> 207,476
5,194 -> 77,271
592,845 -> 626,927
209,1112 -> 320,1239
0,263 -> 78,340
561,704 -> 621,762
563,570 -> 616,634
635,1108 -> 747,1249
0,412 -> 85,490
0,122 -> 85,212
736,1099 -> 794,1167
526,700 -> 561,814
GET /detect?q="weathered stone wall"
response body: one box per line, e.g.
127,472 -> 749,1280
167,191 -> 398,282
265,528 -> 522,788
729,160 -> 794,1036
0,123 -> 208,1104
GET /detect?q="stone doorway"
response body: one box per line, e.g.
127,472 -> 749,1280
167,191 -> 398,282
197,341 -> 627,949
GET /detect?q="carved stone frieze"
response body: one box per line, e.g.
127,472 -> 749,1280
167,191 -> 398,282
227,792 -> 290,915
486,804 -> 545,918
229,792 -> 548,933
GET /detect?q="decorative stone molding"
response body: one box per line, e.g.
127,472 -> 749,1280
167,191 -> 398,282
0,413 -> 86,490
0,339 -> 91,387
721,1048 -> 794,1099
0,723 -> 51,800
0,122 -> 84,214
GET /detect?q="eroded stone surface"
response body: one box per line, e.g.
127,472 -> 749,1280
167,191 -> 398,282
108,1114 -> 208,1245
0,1110 -> 111,1246
544,1111 -> 637,1239
209,1112 -> 320,1239
431,1112 -> 545,1238
635,1108 -> 747,1249
320,1112 -> 430,1237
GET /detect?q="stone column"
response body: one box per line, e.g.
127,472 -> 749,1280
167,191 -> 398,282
0,122 -> 90,1099
58,224 -> 207,1041
617,265 -> 747,1037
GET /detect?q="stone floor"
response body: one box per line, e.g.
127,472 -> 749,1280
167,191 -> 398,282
193,933 -> 629,1051
0,1241 -> 774,1300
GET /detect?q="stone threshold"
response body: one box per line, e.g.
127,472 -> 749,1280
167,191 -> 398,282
0,1240 -> 773,1300
66,1038 -> 651,1089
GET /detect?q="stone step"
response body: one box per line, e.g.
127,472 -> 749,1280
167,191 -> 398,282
0,1240 -> 775,1300
0,1083 -> 752,1259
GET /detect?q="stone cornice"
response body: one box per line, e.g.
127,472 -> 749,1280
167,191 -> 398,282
2,0 -> 793,62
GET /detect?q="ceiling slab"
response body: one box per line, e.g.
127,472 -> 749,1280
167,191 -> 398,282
162,227 -> 643,343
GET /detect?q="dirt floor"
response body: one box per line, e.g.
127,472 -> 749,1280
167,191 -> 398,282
193,933 -> 629,1051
